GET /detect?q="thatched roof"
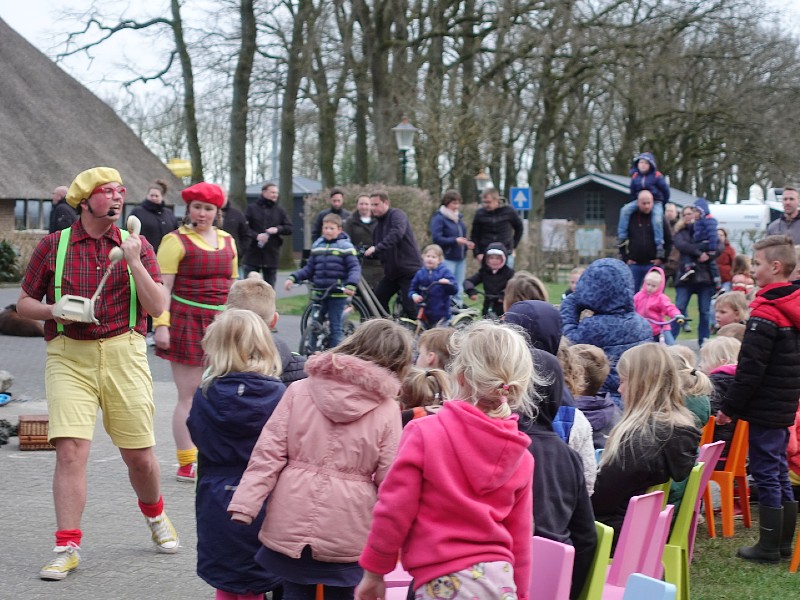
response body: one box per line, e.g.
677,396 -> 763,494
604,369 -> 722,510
0,18 -> 183,203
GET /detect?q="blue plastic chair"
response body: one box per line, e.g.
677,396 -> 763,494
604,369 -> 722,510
621,573 -> 676,600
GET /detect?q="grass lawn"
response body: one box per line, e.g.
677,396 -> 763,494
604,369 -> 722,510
691,512 -> 800,599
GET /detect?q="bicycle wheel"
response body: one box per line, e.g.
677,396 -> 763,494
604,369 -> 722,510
299,321 -> 326,356
300,303 -> 314,336
451,308 -> 481,330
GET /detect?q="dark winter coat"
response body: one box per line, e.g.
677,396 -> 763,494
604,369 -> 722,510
430,209 -> 467,261
187,372 -> 285,595
343,214 -> 383,288
130,200 -> 179,253
692,199 -> 719,254
275,335 -> 307,385
289,232 -> 360,291
721,282 -> 800,429
620,208 -> 673,265
463,242 -> 514,316
592,423 -> 700,545
517,358 -> 596,600
709,365 -> 737,461
408,263 -> 457,323
629,152 -> 671,205
470,204 -> 524,257
221,203 -> 252,262
573,394 -> 621,449
560,258 -> 652,401
372,207 -> 422,278
673,224 -> 716,287
243,198 -> 293,269
49,201 -> 78,234
312,207 -> 352,241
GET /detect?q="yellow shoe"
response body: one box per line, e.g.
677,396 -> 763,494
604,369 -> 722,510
39,543 -> 80,580
146,512 -> 179,553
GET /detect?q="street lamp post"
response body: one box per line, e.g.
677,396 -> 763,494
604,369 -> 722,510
392,115 -> 418,185
474,169 -> 490,193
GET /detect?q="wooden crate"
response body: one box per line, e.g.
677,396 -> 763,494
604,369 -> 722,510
18,415 -> 55,451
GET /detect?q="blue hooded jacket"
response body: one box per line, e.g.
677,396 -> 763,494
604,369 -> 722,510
692,198 -> 719,254
560,259 -> 652,402
187,373 -> 285,594
289,232 -> 361,291
629,152 -> 671,205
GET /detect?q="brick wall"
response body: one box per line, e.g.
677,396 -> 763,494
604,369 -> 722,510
0,199 -> 46,273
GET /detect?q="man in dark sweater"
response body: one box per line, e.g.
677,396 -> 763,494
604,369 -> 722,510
364,190 -> 422,318
470,187 -> 524,268
242,182 -> 293,288
311,188 -> 351,241
48,185 -> 77,233
220,195 -> 252,278
619,190 -> 672,292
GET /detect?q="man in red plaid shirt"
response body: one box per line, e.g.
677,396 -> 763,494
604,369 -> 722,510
17,167 -> 180,581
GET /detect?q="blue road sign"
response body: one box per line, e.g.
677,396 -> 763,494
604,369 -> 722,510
510,187 -> 531,210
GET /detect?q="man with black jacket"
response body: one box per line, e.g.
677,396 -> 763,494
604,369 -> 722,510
470,187 -> 524,267
364,190 -> 422,318
221,194 -> 252,278
48,186 -> 77,233
311,188 -> 351,241
242,182 -> 292,287
619,190 -> 672,292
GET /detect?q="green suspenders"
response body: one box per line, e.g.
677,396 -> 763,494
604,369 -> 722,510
54,228 -> 137,333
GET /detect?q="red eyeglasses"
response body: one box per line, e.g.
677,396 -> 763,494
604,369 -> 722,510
92,185 -> 127,198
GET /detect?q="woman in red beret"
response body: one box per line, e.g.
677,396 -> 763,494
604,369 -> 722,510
153,182 -> 238,483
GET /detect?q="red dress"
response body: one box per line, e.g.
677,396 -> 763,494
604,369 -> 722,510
156,231 -> 235,366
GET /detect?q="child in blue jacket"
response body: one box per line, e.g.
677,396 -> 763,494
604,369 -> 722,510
285,213 -> 361,347
693,198 -> 721,287
409,244 -> 457,326
618,151 -> 671,257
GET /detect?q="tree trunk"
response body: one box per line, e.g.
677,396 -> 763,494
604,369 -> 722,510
228,0 -> 257,209
171,0 -> 203,184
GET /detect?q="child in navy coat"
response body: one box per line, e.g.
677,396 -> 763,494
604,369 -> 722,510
409,244 -> 457,326
618,151 -> 671,256
187,309 -> 285,600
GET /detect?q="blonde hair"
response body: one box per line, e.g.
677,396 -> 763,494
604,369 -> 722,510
717,322 -> 745,343
557,337 -> 584,397
201,309 -> 281,390
418,327 -> 455,369
699,336 -> 741,373
449,321 -> 536,418
570,344 -> 610,397
503,270 -> 549,310
601,344 -> 696,468
667,344 -> 713,397
422,244 -> 444,261
227,272 -> 277,324
714,291 -> 750,322
331,319 -> 412,377
399,368 -> 452,409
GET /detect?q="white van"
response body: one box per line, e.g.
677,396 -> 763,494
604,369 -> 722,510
707,202 -> 770,254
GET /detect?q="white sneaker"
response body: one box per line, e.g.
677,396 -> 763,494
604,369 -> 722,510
145,512 -> 179,553
145,332 -> 156,347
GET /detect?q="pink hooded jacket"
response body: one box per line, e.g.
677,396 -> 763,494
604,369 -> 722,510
228,352 -> 402,562
633,265 -> 682,335
359,400 -> 534,598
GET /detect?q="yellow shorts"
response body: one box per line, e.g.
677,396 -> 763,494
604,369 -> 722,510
45,332 -> 155,449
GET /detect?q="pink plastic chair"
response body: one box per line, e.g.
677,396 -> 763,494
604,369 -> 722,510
530,536 -> 576,600
606,491 -> 668,588
384,562 -> 413,600
689,441 -> 725,561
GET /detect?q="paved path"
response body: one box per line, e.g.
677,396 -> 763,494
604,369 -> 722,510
0,277 -> 303,599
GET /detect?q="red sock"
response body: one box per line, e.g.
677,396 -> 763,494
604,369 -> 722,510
138,496 -> 164,518
55,529 -> 82,548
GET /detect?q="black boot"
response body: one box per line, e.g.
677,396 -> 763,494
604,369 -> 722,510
738,505 -> 783,563
781,501 -> 798,559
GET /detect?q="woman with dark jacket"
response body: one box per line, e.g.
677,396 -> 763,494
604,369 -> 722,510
672,206 -> 716,346
344,194 -> 383,289
131,179 -> 179,253
430,189 -> 473,305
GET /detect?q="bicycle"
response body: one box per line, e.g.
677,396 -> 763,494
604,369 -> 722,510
298,283 -> 369,355
645,315 -> 690,345
460,289 -> 504,323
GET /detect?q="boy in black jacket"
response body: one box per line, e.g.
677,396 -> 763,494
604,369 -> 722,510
463,242 -> 514,316
717,235 -> 800,563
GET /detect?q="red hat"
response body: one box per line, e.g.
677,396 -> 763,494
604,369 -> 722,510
181,182 -> 225,209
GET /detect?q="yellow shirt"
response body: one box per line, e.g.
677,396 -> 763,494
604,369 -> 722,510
157,225 -> 238,278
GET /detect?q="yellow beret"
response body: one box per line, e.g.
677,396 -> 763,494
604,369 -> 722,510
66,167 -> 122,208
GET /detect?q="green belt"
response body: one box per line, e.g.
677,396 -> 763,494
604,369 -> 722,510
172,294 -> 226,311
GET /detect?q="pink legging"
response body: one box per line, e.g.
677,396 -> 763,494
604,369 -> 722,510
215,590 -> 263,600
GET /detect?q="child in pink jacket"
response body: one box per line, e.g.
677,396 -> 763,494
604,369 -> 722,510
356,321 -> 536,600
228,319 -> 413,600
633,266 -> 684,344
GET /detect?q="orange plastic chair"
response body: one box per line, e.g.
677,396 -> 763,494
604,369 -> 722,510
703,419 -> 751,538
790,527 -> 800,573
699,416 -> 715,447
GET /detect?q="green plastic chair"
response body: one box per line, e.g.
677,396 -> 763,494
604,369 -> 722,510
577,521 -> 614,600
647,480 -> 672,508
